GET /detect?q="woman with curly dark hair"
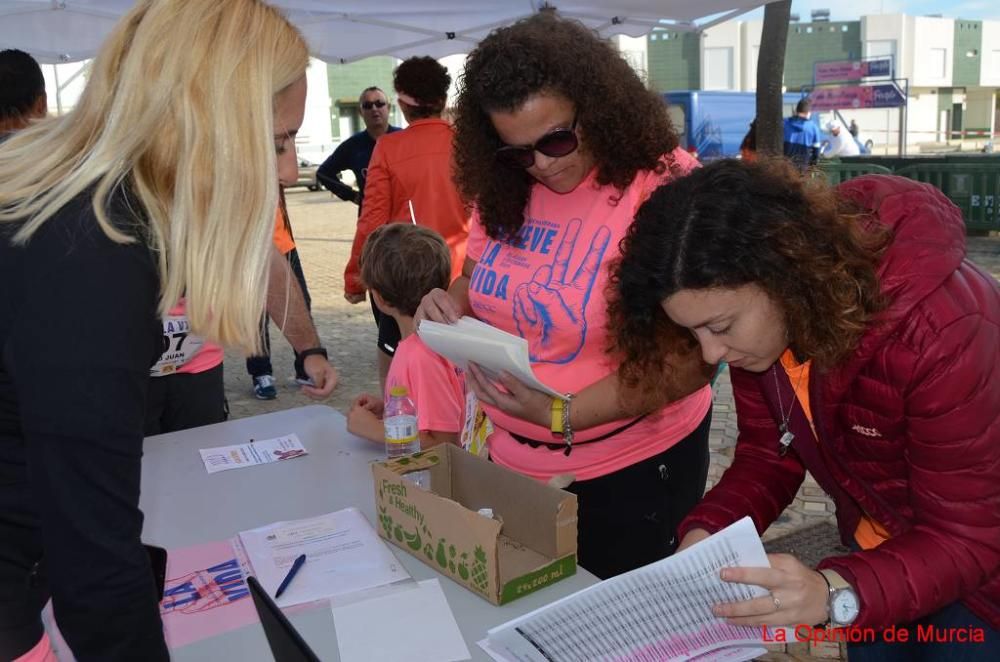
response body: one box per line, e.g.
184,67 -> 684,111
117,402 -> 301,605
415,12 -> 713,579
612,158 -> 999,659
345,56 -> 469,388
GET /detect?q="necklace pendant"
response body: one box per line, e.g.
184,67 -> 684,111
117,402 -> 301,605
778,423 -> 794,456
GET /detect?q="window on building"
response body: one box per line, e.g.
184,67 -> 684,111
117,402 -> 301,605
866,39 -> 895,59
928,47 -> 947,79
704,47 -> 734,90
841,25 -> 849,32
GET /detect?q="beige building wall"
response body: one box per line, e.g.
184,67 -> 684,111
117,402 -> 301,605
980,20 -> 1000,87
910,16 -> 955,88
701,21 -> 741,91
740,20 -> 763,92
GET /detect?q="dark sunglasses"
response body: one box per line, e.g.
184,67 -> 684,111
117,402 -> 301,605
361,100 -> 387,110
495,116 -> 579,169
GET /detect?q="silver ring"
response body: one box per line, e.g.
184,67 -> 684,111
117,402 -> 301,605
772,594 -> 781,611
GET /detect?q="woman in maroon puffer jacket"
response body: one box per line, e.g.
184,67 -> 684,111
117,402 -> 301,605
611,157 -> 998,659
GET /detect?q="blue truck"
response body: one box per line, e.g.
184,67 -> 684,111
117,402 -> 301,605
663,91 -> 817,161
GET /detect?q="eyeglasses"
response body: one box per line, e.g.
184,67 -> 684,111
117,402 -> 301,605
495,116 -> 579,169
361,100 -> 387,110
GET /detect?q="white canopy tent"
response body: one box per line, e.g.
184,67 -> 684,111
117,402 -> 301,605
0,0 -> 769,64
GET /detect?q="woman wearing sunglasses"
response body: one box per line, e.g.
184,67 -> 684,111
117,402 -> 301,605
416,12 -> 713,579
0,1 -> 308,658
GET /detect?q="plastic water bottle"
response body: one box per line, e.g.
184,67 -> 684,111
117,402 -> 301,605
384,386 -> 427,488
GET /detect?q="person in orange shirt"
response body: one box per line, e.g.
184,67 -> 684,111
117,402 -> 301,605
343,56 -> 469,388
247,188 -> 315,399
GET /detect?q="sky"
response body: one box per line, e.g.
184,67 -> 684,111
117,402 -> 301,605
741,0 -> 1000,22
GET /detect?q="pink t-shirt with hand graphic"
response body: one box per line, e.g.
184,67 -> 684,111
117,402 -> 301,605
466,149 -> 712,482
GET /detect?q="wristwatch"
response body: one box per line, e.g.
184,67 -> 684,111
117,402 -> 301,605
819,569 -> 860,626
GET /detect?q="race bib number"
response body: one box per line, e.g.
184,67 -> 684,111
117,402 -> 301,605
460,391 -> 494,459
151,313 -> 205,377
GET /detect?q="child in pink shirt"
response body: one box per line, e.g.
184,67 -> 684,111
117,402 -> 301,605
347,224 -> 466,448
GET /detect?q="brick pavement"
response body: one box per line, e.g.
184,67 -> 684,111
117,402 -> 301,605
224,189 -> 1000,661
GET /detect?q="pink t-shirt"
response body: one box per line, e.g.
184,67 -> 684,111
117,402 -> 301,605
466,150 -> 712,482
385,334 -> 465,433
150,299 -> 224,376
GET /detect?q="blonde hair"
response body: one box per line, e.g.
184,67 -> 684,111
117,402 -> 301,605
0,0 -> 309,351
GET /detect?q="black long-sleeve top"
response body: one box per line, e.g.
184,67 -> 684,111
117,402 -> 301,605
316,126 -> 400,207
0,189 -> 170,660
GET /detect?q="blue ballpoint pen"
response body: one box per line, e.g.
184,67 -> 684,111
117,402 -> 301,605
274,553 -> 307,599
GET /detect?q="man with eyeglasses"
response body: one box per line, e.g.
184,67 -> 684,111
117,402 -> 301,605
317,87 -> 400,210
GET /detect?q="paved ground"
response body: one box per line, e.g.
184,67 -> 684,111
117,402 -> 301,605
223,189 -> 1000,661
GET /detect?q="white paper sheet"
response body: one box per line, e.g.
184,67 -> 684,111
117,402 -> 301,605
199,433 -> 307,474
479,638 -> 765,662
239,508 -> 409,607
332,579 -> 470,662
486,517 -> 778,661
418,317 -> 568,400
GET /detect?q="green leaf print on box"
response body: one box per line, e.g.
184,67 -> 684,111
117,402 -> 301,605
471,545 -> 489,593
380,485 -> 489,596
378,506 -> 423,551
435,539 -> 448,569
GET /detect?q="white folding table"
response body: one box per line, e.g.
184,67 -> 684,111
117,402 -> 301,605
140,405 -> 598,661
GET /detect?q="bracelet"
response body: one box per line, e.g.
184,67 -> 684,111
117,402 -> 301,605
297,347 -> 328,361
561,394 -> 574,456
550,398 -> 564,435
294,346 -> 328,374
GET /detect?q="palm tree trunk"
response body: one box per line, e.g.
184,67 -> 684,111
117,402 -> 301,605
755,0 -> 792,155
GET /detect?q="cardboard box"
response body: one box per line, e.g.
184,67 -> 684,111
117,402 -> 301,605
372,444 -> 578,605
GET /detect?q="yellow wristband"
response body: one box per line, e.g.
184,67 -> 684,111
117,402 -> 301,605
550,397 -> 564,434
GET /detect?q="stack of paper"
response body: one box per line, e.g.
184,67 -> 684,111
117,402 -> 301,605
483,517 -> 772,661
418,317 -> 567,400
332,579 -> 471,662
237,508 -> 410,608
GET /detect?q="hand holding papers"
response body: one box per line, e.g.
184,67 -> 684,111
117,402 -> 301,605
418,316 -> 568,400
485,517 -> 774,661
238,508 -> 409,608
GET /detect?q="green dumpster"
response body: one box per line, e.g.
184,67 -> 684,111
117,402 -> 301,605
818,161 -> 892,186
894,163 -> 1000,232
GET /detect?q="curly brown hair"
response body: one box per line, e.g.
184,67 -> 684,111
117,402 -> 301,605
453,12 -> 680,240
608,158 -> 889,396
394,56 -> 450,119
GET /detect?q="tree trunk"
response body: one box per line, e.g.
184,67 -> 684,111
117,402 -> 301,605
755,0 -> 792,155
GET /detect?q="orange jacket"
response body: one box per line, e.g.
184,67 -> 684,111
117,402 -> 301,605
273,191 -> 295,255
344,118 -> 469,295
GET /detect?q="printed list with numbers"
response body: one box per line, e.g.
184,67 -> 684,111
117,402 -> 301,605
485,517 -> 775,662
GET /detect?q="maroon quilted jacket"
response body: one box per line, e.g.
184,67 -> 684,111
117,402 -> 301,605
678,175 -> 1000,629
